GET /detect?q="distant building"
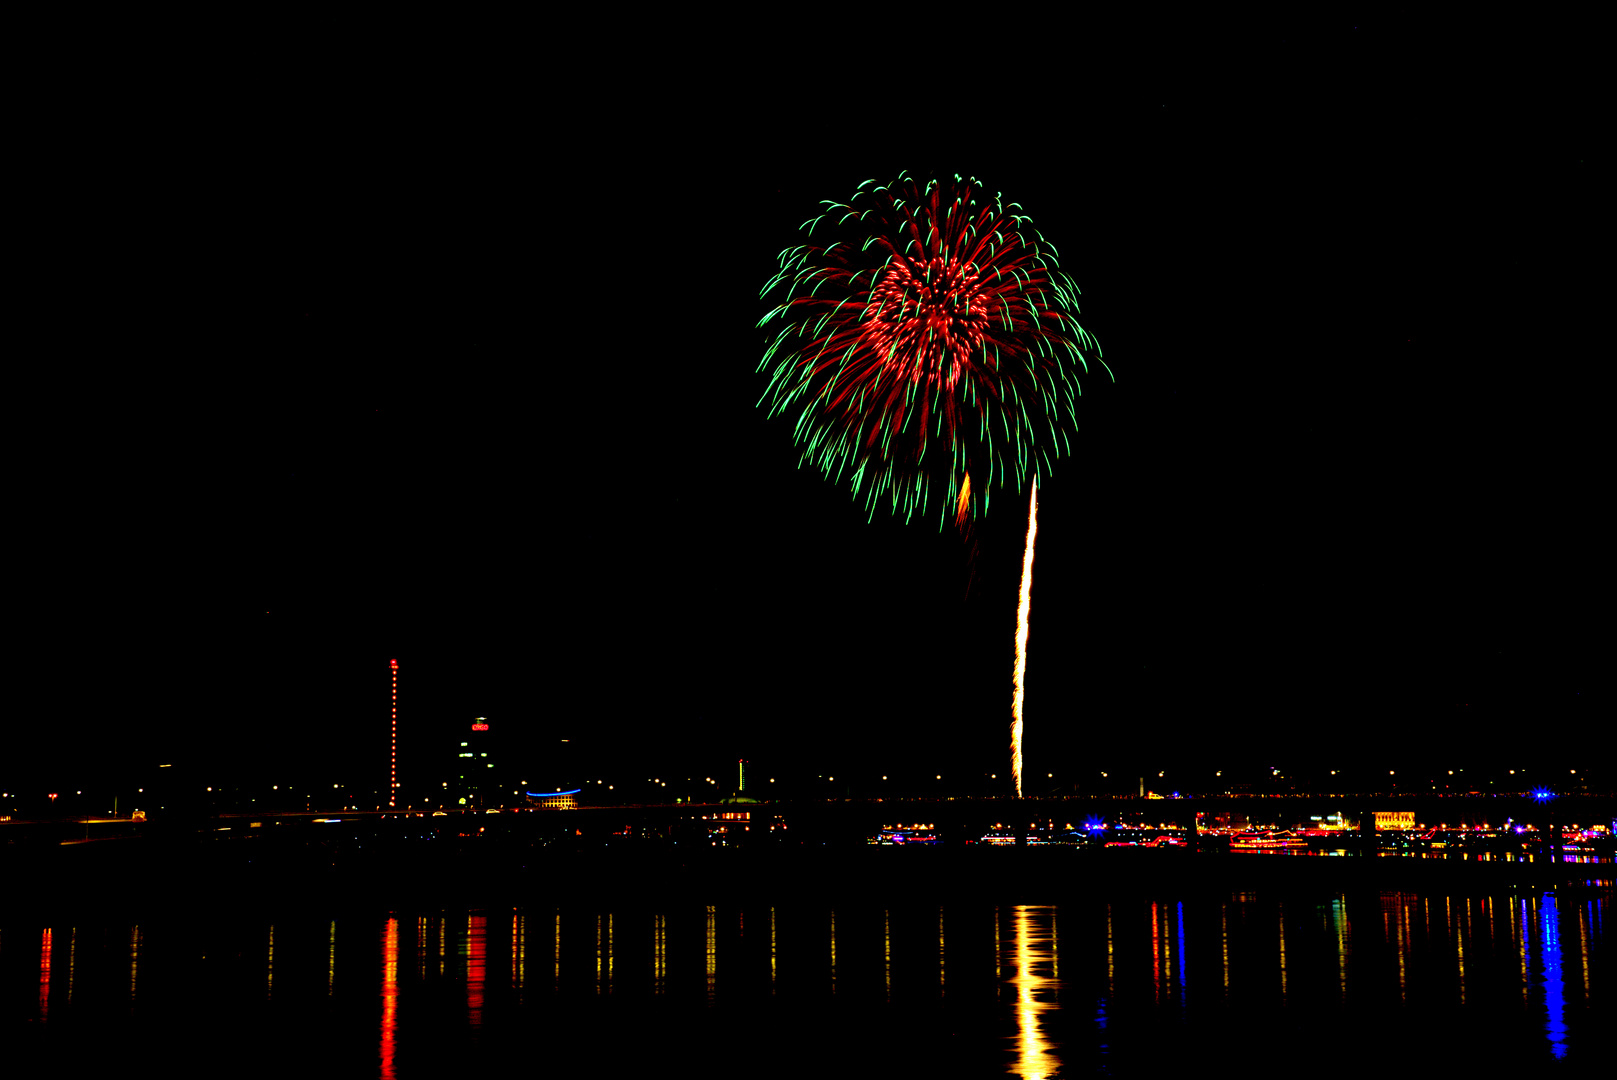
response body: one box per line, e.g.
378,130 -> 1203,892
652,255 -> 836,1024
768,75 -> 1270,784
1374,811 -> 1416,831
454,718 -> 496,808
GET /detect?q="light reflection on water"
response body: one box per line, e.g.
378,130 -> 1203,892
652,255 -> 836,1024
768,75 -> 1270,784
379,916 -> 397,1080
7,888 -> 1608,1074
38,928 -> 51,1019
466,913 -> 485,1026
1007,905 -> 1060,1079
1539,895 -> 1566,1059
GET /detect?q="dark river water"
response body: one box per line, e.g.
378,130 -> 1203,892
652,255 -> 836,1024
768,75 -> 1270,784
5,886 -> 1608,1076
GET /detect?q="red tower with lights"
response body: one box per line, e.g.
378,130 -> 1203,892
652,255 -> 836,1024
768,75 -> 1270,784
389,659 -> 399,807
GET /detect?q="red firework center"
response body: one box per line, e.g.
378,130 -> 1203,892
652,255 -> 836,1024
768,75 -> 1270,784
802,186 -> 1079,444
861,255 -> 995,392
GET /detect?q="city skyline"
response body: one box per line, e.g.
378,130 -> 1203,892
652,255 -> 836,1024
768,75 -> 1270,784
5,26 -> 1607,1080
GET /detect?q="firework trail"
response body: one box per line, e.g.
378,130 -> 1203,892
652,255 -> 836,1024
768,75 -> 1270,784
758,173 -> 1105,793
1010,483 -> 1037,798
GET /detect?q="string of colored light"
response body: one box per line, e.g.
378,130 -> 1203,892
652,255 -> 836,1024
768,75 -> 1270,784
390,659 -> 398,808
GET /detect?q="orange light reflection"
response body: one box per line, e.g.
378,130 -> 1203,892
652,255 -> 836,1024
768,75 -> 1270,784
380,917 -> 399,1080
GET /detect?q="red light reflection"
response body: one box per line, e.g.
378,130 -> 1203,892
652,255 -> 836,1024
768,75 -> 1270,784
380,917 -> 398,1079
466,914 -> 487,1027
39,928 -> 53,1019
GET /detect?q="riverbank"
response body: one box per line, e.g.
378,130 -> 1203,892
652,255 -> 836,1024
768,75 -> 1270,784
4,831 -> 1610,921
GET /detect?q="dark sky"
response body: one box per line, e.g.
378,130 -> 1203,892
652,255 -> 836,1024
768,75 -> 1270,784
11,25 -> 1600,796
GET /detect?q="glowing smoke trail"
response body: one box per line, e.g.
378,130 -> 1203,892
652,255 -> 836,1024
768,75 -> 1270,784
1011,482 -> 1038,798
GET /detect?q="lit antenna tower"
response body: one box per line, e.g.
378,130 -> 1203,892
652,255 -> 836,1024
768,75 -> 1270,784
738,758 -> 747,793
389,659 -> 399,808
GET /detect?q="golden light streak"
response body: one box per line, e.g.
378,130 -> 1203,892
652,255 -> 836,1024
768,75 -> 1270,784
1456,897 -> 1468,1005
1150,900 -> 1162,1002
1278,902 -> 1288,1001
705,905 -> 717,1002
654,913 -> 667,993
830,909 -> 838,995
1010,483 -> 1038,798
955,470 -> 972,528
1220,904 -> 1229,993
1107,903 -> 1115,995
514,912 -> 525,991
130,925 -> 141,1001
1518,897 -> 1529,1004
1011,906 -> 1059,1079
1578,900 -> 1590,997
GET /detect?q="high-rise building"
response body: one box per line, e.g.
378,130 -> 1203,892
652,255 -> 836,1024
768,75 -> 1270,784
454,717 -> 495,808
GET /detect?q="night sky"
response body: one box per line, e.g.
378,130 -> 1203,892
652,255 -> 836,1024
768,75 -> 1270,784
11,26 -> 1599,798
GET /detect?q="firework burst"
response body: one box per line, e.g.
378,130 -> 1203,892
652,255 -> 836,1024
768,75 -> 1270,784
757,172 -> 1106,528
758,172 -> 1107,797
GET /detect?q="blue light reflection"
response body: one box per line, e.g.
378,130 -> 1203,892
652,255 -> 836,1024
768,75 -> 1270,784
1540,895 -> 1567,1059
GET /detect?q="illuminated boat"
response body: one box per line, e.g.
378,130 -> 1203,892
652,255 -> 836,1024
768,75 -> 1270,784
1230,830 -> 1310,851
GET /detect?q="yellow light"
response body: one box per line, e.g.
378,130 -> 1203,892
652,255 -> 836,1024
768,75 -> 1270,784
1009,483 -> 1037,798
